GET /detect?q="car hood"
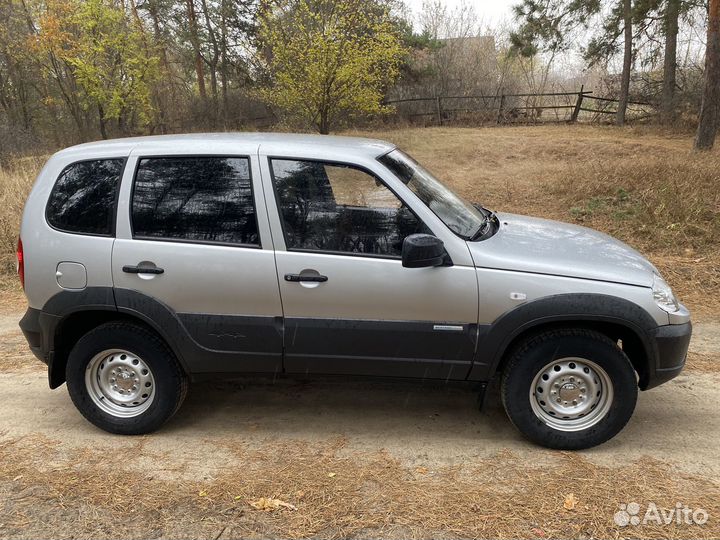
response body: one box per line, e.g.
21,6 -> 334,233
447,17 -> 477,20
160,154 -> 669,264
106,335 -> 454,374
467,213 -> 658,287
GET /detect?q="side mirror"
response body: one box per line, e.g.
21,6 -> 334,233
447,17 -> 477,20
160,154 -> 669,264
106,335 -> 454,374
401,234 -> 448,268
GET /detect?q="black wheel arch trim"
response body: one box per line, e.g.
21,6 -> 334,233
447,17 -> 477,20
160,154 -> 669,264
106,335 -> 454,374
468,293 -> 665,389
24,287 -> 284,389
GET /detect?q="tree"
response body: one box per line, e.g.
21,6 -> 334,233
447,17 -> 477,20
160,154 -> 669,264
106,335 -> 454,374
512,0 -> 637,126
31,0 -> 161,138
617,0 -> 632,125
695,0 -> 720,149
510,0 -> 601,59
257,0 -> 406,134
185,0 -> 208,102
660,0 -> 681,123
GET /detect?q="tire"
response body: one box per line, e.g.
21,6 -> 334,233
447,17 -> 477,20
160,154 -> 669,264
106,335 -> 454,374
66,322 -> 188,435
501,328 -> 637,450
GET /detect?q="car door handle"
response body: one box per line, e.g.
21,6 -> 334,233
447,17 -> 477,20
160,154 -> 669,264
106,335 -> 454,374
122,265 -> 164,275
284,273 -> 328,283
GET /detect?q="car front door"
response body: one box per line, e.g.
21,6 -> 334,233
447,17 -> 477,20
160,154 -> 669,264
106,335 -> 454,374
259,150 -> 479,380
112,150 -> 284,375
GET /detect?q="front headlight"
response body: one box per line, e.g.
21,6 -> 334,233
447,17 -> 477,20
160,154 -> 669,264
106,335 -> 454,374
652,274 -> 679,313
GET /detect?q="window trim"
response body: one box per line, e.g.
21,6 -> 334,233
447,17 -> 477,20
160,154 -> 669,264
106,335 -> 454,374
267,155 -> 431,260
45,157 -> 127,238
129,154 -> 262,249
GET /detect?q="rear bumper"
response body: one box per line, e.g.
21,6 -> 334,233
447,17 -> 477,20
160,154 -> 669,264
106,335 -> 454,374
644,321 -> 691,389
19,307 -> 45,364
19,307 -> 61,387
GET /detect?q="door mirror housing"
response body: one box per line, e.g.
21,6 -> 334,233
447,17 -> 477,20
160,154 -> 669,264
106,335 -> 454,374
402,234 -> 448,268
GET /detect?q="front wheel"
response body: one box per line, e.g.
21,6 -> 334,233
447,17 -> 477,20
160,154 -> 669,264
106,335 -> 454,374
66,322 -> 188,435
501,328 -> 638,450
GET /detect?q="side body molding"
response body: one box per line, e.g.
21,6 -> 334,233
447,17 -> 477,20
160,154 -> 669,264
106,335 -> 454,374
39,287 -> 283,388
114,288 -> 283,375
469,293 -> 660,384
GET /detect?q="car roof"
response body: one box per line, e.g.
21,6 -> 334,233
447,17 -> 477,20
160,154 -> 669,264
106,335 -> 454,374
53,132 -> 396,160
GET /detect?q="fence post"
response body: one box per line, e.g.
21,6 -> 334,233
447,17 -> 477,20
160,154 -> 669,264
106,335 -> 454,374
570,84 -> 584,123
435,96 -> 443,125
496,94 -> 506,124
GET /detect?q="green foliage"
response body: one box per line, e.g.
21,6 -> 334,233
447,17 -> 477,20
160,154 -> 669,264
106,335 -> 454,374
509,0 -> 601,57
257,0 -> 407,134
31,0 -> 161,133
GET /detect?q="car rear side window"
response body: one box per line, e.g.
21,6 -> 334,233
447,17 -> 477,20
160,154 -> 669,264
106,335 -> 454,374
46,159 -> 125,236
131,156 -> 259,246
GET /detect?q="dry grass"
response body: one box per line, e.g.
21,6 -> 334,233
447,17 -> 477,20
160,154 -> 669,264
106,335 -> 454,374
0,280 -> 26,313
1,434 -> 718,539
0,157 -> 43,275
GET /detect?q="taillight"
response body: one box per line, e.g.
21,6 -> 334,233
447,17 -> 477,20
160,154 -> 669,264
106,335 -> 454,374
16,238 -> 24,290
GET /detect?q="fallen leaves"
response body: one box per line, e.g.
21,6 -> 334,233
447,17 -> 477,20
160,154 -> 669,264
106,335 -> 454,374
563,493 -> 577,511
248,497 -> 297,512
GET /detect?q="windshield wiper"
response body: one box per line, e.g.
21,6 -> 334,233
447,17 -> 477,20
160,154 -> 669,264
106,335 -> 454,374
469,207 -> 497,241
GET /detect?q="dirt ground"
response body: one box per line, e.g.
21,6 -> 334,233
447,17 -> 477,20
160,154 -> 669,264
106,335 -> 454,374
1,299 -> 719,539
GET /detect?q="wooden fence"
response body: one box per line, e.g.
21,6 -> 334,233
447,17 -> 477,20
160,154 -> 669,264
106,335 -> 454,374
384,87 -> 657,125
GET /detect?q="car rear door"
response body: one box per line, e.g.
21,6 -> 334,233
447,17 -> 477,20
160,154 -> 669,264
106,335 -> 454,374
112,146 -> 284,375
258,147 -> 479,380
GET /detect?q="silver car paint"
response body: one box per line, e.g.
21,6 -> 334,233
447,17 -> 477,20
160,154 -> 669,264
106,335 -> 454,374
111,147 -> 283,317
20,133 -> 688,334
20,149 -> 118,309
257,144 -> 479,325
469,213 -> 658,287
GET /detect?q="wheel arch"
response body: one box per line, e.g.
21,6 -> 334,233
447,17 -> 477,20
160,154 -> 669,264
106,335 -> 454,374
471,293 -> 659,390
493,319 -> 651,388
50,309 -> 189,389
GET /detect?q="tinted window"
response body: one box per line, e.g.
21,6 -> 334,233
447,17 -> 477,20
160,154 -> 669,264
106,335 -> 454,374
46,159 -> 124,235
271,159 -> 428,257
132,157 -> 259,246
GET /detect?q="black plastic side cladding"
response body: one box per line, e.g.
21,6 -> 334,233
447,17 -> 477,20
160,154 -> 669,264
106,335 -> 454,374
31,287 -> 285,388
25,287 -> 117,388
114,288 -> 283,374
283,317 -> 478,379
469,293 -> 661,386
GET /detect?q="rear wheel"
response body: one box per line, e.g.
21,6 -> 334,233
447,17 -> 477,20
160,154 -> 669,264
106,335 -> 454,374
66,322 -> 188,434
501,328 -> 637,450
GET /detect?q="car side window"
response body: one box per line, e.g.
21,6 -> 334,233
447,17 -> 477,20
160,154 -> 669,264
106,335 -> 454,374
46,159 -> 125,236
270,158 -> 428,257
132,156 -> 259,246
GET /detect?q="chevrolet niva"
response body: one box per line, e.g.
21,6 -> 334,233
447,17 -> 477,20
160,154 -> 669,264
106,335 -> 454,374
18,133 -> 691,449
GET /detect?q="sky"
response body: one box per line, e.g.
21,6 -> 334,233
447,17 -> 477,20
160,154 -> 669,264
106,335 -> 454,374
402,0 -> 520,29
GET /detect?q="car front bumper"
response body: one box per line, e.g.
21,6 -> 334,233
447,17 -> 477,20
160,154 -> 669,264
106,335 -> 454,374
644,321 -> 692,389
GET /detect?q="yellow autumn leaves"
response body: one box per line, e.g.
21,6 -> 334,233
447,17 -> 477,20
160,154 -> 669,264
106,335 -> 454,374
257,0 -> 406,133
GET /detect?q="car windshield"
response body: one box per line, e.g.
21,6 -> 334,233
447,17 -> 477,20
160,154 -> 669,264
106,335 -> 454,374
378,149 -> 486,239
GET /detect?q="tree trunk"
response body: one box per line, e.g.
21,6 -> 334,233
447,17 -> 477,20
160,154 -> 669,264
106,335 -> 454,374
98,103 -> 108,139
199,0 -> 219,126
318,107 -> 329,134
186,0 -> 207,100
616,0 -> 632,126
660,0 -> 680,124
219,0 -> 229,122
695,0 -> 720,150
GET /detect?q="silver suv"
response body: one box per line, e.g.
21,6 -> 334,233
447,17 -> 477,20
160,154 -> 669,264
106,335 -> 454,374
18,133 -> 691,449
